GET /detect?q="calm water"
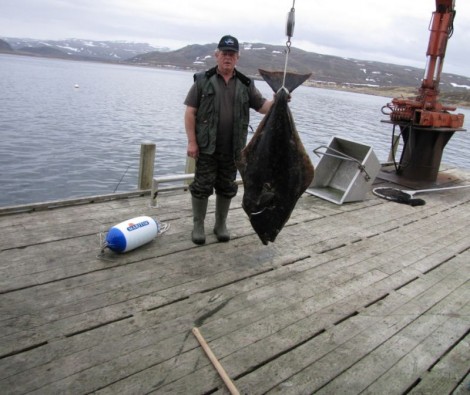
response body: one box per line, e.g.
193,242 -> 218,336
1,54 -> 469,207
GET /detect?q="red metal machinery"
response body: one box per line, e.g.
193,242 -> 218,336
382,0 -> 465,182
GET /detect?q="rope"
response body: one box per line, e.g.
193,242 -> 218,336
281,44 -> 291,90
113,164 -> 131,193
157,221 -> 171,235
99,231 -> 108,253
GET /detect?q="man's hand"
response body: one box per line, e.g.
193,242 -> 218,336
185,105 -> 199,159
187,141 -> 199,159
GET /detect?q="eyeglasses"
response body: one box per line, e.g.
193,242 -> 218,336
220,51 -> 238,58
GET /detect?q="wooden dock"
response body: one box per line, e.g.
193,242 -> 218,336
1,165 -> 469,394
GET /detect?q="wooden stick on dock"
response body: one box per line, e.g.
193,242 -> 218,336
192,327 -> 240,395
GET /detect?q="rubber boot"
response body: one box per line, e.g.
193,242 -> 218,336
213,195 -> 231,242
191,197 -> 208,245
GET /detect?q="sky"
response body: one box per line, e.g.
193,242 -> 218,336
2,0 -> 469,77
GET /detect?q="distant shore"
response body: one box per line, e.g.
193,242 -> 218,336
2,50 -> 469,109
305,82 -> 470,110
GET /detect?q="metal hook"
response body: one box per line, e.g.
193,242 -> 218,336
282,1 -> 296,90
286,7 -> 295,40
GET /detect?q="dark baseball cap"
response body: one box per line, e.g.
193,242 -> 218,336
217,35 -> 239,52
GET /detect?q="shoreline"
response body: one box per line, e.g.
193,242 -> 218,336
302,81 -> 470,110
2,51 -> 469,109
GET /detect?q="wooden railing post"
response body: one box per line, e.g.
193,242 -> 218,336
138,142 -> 156,190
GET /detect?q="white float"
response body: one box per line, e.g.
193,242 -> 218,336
104,216 -> 159,253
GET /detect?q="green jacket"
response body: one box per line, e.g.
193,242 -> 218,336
194,67 -> 252,160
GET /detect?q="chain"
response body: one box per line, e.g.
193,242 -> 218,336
282,0 -> 296,90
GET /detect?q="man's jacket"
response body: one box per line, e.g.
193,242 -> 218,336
193,66 -> 252,160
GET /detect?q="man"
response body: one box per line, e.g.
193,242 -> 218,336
184,34 -> 272,245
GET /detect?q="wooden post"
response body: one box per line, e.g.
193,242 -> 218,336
138,142 -> 156,190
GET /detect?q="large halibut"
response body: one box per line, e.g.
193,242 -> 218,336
237,69 -> 314,245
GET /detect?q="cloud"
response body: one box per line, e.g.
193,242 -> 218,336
2,0 -> 469,76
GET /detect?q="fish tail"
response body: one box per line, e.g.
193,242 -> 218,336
258,69 -> 311,94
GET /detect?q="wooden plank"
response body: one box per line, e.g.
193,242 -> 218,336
0,198 -> 402,294
0,251 -> 396,392
1,203 -> 440,342
1,185 -> 466,282
0,220 -> 464,356
73,256 -> 464,393
0,189 -> 151,216
0,262 -> 466,395
316,285 -> 470,394
449,372 -> 470,395
363,316 -> 470,395
0,170 -> 469,394
226,259 -> 468,394
1,196 -> 468,358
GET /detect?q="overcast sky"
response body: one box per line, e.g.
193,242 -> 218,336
2,0 -> 469,77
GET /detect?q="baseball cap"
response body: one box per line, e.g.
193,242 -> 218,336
217,35 -> 239,52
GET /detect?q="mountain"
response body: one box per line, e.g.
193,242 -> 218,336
1,37 -> 169,62
0,39 -> 14,53
128,42 -> 470,95
2,37 -> 469,106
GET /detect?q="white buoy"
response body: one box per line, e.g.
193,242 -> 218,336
104,216 -> 159,253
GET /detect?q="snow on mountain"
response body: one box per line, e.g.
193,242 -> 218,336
1,37 -> 169,61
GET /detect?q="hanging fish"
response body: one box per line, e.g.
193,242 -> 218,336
237,69 -> 314,245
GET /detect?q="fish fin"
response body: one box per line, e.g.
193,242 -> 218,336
258,69 -> 311,94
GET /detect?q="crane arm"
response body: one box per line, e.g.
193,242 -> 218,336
384,0 -> 463,129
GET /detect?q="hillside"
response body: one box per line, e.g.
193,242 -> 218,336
128,42 -> 470,107
0,39 -> 14,52
129,42 -> 470,92
0,37 -> 168,62
2,37 -> 469,107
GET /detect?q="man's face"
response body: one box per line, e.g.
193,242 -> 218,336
215,50 -> 239,74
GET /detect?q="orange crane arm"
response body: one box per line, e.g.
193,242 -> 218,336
384,0 -> 463,128
421,0 -> 455,92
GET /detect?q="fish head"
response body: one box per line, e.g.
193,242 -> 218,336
243,183 -> 275,217
248,207 -> 279,245
242,183 -> 282,245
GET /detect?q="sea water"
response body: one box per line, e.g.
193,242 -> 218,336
1,54 -> 469,207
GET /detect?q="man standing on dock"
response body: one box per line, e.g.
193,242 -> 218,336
184,34 -> 272,245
